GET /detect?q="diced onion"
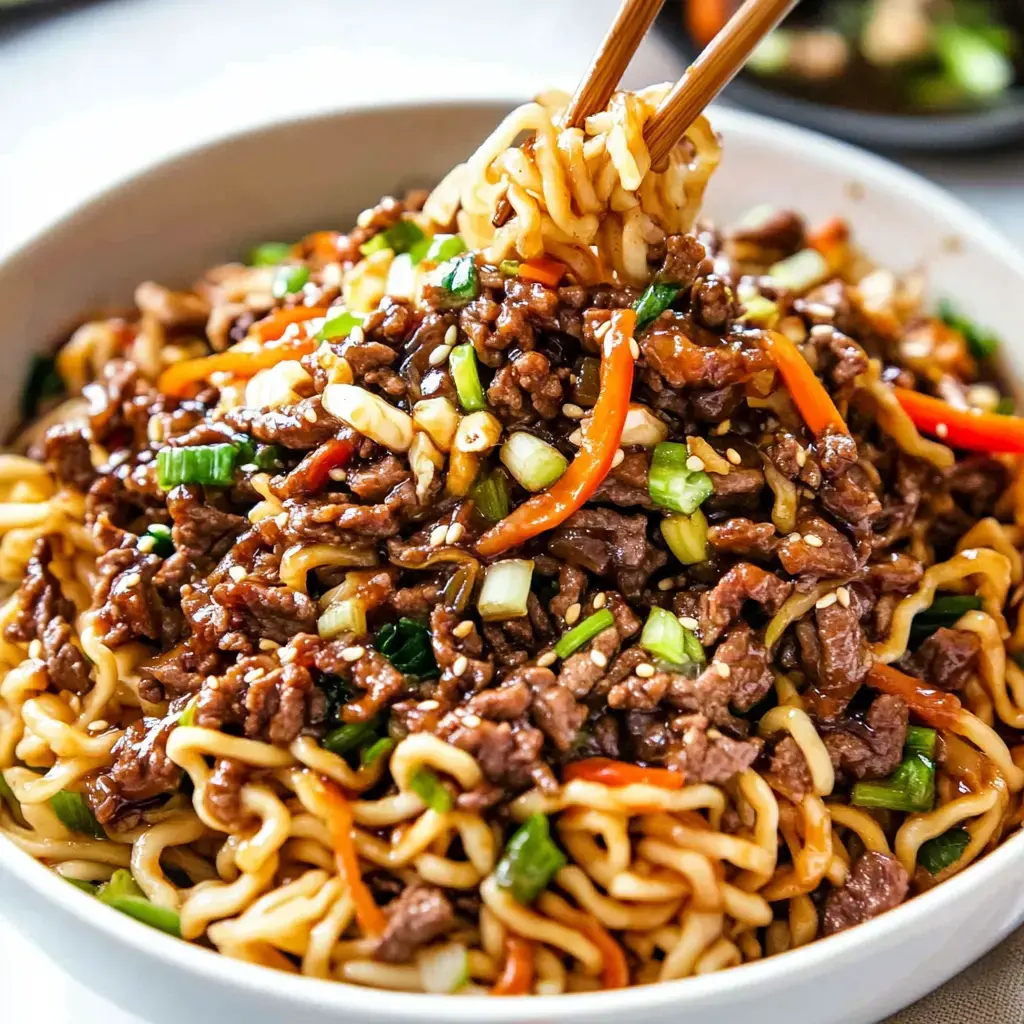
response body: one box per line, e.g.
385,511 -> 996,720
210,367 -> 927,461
501,432 -> 567,492
768,249 -> 829,294
454,410 -> 502,454
419,941 -> 469,994
477,559 -> 534,620
409,432 -> 443,502
317,598 -> 367,640
342,248 -> 393,313
244,359 -> 311,411
620,404 -> 669,447
385,252 -> 417,300
322,384 -> 414,452
412,398 -> 460,452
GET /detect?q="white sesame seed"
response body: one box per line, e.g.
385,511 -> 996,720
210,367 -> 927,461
429,524 -> 448,547
805,303 -> 835,320
726,448 -> 742,466
328,468 -> 347,482
453,620 -> 475,639
636,663 -> 655,679
901,338 -> 932,359
240,462 -> 258,473
795,446 -> 808,468
568,429 -> 583,446
27,639 -> 43,660
594,320 -> 612,340
593,592 -> 607,609
809,324 -> 833,339
429,344 -> 452,367
657,578 -> 676,592
836,586 -> 851,609
445,522 -> 465,545
452,655 -> 469,677
678,616 -> 699,631
418,699 -> 440,711
341,646 -> 365,662
258,638 -> 280,651
444,324 -> 458,347
303,407 -> 319,424
279,647 -> 297,663
803,534 -> 824,548
244,668 -> 265,683
120,572 -> 141,588
714,662 -> 731,679
228,565 -> 247,582
356,208 -> 374,228
537,650 -> 558,668
967,384 -> 1000,412
565,603 -> 582,626
147,417 -> 166,443
815,592 -> 838,610
936,422 -> 949,438
87,719 -> 108,733
686,455 -> 705,472
137,535 -> 156,554
629,339 -> 641,360
562,403 -> 585,420
349,325 -> 365,345
590,650 -> 608,668
787,532 -> 802,543
462,714 -> 482,728
706,727 -> 723,740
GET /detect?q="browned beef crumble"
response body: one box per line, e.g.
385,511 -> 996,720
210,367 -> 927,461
822,851 -> 910,935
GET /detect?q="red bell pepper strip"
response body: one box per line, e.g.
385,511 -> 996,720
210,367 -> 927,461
476,308 -> 636,557
563,757 -> 684,790
157,308 -> 328,397
319,778 -> 387,937
285,435 -> 358,495
894,387 -> 1024,454
518,256 -> 566,289
555,905 -> 630,990
491,935 -> 534,996
866,663 -> 962,731
759,329 -> 850,437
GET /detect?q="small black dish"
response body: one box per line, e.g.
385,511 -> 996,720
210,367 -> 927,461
654,4 -> 1024,151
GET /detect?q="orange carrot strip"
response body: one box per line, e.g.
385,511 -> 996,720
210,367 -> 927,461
686,0 -> 731,46
563,757 -> 684,790
320,778 -> 387,937
867,663 -> 962,731
518,256 -> 566,289
491,935 -> 534,995
556,906 -> 630,990
252,306 -> 330,343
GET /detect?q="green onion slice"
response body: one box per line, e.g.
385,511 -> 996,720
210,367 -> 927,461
97,870 -> 182,937
271,264 -> 310,299
660,509 -> 709,565
21,353 -> 64,420
851,730 -> 936,815
469,468 -> 510,523
554,609 -> 615,660
360,219 -> 427,258
438,254 -> 479,307
424,234 -> 467,265
317,309 -> 366,342
49,791 -> 104,839
361,737 -> 396,766
910,595 -> 982,640
634,282 -> 680,331
323,718 -> 380,757
0,770 -> 26,827
410,768 -> 453,813
478,559 -> 534,622
501,432 -> 568,493
144,523 -> 174,557
495,814 -> 566,905
499,259 -> 521,276
375,618 -> 439,678
648,443 -> 714,514
157,444 -> 239,489
937,298 -> 999,361
918,827 -> 971,875
66,877 -> 99,895
573,357 -> 601,408
640,607 -> 703,667
177,696 -> 198,728
449,344 -> 487,412
249,241 -> 292,267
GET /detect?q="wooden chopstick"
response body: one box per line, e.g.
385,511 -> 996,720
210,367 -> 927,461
644,0 -> 800,165
562,0 -> 666,129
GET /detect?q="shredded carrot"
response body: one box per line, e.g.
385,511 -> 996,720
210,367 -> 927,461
563,757 -> 684,790
807,216 -> 849,255
556,906 -> 630,990
305,230 -> 343,263
319,778 -> 387,937
759,329 -> 849,438
252,306 -> 330,343
518,256 -> 566,289
867,663 -> 962,731
686,0 -> 731,46
491,935 -> 534,995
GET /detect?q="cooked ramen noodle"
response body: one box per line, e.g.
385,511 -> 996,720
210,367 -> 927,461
1,86 -> 1023,995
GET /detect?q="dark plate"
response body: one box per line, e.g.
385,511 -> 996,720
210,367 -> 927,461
655,6 -> 1024,151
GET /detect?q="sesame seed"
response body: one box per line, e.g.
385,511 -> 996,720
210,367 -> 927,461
936,422 -> 949,438
714,662 -> 731,679
706,727 -> 722,740
565,603 -> 582,626
240,462 -> 258,473
429,344 -> 452,367
28,639 -> 43,660
303,407 -> 319,424
686,455 -> 705,472
815,592 -> 838,610
462,714 -> 481,728
453,620 -> 475,639
611,448 -> 625,468
809,324 -> 833,339
678,616 -> 699,631
429,524 -> 448,547
258,638 -> 280,651
836,586 -> 851,608
593,592 -> 607,609
328,468 -> 347,482
120,572 -> 141,588
349,326 -> 365,345
228,565 -> 247,582
444,324 -> 458,346
356,208 -> 374,228
787,532 -> 802,542
568,429 -> 583,446
147,417 -> 166,443
803,534 -> 824,548
636,663 -> 655,678
137,535 -> 156,554
244,668 -> 265,683
805,303 -> 835,320
562,403 -> 585,419
795,447 -> 808,468
901,338 -> 932,359
445,522 -> 465,545
657,578 -> 675,592
279,647 -> 297,663
87,719 -> 108,733
341,646 -> 365,662
418,699 -> 440,711
594,320 -> 612,340
536,651 -> 559,669
590,650 -> 608,668
714,419 -> 732,436
452,655 -> 469,676
726,448 -> 742,466
629,339 -> 641,360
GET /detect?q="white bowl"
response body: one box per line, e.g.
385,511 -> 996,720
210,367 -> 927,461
1,99 -> 1023,1024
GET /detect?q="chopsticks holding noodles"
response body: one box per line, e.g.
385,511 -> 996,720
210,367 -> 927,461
565,0 -> 801,161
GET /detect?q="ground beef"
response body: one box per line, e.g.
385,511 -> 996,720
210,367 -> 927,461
94,541 -> 169,647
86,715 -> 181,825
691,275 -> 737,330
822,851 -> 909,936
822,693 -> 908,781
346,455 -> 411,502
375,884 -> 455,963
591,451 -> 652,507
487,351 -> 564,421
4,537 -> 90,692
698,562 -> 792,645
658,234 -> 710,286
777,513 -> 858,581
729,208 -> 806,256
208,577 -> 318,645
140,640 -> 221,702
164,485 -> 247,565
664,714 -> 762,783
768,736 -> 813,801
223,395 -> 343,448
43,424 -> 94,491
285,496 -> 401,545
203,758 -> 251,830
708,518 -> 778,560
806,598 -> 872,720
901,627 -> 980,692
441,715 -> 553,792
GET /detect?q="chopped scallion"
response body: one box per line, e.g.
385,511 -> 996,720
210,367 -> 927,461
501,432 -> 567,492
469,468 -> 510,523
21,353 -> 64,420
648,442 -> 714,514
640,606 -> 703,667
375,618 -> 439,678
919,827 -> 971,875
0,770 -> 26,827
323,718 -> 380,757
634,282 -> 680,331
157,444 -> 239,489
271,264 -> 310,298
478,559 -> 534,621
97,870 -> 181,937
424,234 -> 467,264
361,737 -> 396,766
910,594 -> 982,640
144,523 -> 174,557
449,344 -> 487,412
499,259 -> 521,276
410,768 -> 453,813
935,23 -> 1014,100
49,791 -> 105,839
317,309 -> 366,342
554,609 -> 615,660
317,598 -> 367,641
249,241 -> 292,267
937,299 -> 999,361
769,248 -> 829,294
495,814 -> 566,905
851,728 -> 936,814
66,877 -> 99,895
359,219 -> 427,257
438,254 -> 479,306
660,509 -> 709,565
177,696 -> 198,727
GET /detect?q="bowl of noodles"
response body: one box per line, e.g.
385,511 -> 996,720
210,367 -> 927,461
0,92 -> 1023,1024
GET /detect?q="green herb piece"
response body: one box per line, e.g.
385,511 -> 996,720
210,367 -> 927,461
361,737 -> 396,767
438,254 -> 479,307
97,869 -> 181,937
640,606 -> 703,667
375,618 -> 439,678
494,814 -> 566,904
249,241 -> 292,267
469,468 -> 510,523
157,444 -> 239,489
648,442 -> 714,514
271,264 -> 310,299
316,309 -> 366,342
410,768 -> 453,813
49,791 -> 104,839
360,219 -> 428,258
918,826 -> 971,875
144,523 -> 174,557
633,282 -> 680,331
938,298 -> 1000,360
449,343 -> 487,412
323,718 -> 381,757
21,353 -> 64,419
910,594 -> 983,640
554,610 -> 615,660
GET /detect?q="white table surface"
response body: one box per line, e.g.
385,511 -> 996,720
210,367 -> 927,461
0,1 -> 1021,1021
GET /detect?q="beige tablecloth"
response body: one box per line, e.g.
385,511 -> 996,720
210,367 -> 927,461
886,927 -> 1024,1022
